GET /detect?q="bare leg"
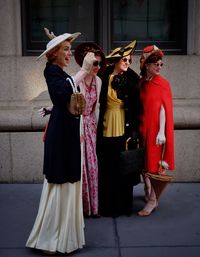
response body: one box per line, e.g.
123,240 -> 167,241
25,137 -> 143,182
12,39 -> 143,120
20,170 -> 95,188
137,182 -> 158,217
142,172 -> 151,202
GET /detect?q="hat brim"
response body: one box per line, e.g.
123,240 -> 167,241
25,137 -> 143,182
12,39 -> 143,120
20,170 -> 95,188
37,32 -> 81,60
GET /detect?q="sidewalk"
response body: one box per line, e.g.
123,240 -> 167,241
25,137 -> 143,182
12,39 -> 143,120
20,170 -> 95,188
0,183 -> 200,257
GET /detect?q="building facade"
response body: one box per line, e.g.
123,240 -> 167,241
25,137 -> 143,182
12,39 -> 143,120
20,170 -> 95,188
0,0 -> 200,182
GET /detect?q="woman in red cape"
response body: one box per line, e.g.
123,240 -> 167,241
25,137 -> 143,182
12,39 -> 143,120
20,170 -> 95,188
138,45 -> 175,216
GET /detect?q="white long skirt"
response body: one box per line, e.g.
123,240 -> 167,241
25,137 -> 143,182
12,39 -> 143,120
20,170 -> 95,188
26,178 -> 85,253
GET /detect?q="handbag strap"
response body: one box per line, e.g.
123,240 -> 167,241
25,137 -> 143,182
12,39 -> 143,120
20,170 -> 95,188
125,137 -> 140,151
66,77 -> 78,93
125,137 -> 132,150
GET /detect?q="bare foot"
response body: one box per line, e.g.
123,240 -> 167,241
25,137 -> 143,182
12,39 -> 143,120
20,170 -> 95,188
137,199 -> 158,217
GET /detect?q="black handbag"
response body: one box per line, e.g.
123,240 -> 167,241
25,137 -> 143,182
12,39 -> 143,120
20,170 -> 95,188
119,137 -> 145,175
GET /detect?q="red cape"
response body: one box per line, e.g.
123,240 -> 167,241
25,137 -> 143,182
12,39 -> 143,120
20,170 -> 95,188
139,75 -> 175,173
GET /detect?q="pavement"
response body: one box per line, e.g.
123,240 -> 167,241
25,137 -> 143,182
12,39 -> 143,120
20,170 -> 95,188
0,182 -> 200,257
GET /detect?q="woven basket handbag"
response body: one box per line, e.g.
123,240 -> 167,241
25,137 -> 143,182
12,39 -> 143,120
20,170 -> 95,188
146,144 -> 173,199
67,77 -> 86,116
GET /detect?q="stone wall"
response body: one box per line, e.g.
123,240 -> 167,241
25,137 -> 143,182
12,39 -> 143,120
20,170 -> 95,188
0,0 -> 200,182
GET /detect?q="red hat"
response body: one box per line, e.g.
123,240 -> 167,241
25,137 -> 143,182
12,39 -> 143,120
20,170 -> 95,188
74,42 -> 106,73
140,45 -> 164,70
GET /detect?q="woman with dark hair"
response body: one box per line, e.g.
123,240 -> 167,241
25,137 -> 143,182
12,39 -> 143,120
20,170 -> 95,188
73,42 -> 106,217
97,41 -> 141,217
138,45 -> 175,216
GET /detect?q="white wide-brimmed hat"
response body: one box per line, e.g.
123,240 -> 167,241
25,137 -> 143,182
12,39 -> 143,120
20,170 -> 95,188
37,32 -> 81,60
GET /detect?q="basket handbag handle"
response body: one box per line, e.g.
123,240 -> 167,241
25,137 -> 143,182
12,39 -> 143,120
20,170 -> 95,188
159,143 -> 166,172
66,77 -> 78,93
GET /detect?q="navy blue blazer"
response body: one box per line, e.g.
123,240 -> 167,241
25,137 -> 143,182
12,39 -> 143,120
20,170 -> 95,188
43,63 -> 81,184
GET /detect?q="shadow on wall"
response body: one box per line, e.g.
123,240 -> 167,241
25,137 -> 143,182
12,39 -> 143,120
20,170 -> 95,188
31,90 -> 50,102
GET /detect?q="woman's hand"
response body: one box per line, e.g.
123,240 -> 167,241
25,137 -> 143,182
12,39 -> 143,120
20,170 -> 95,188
38,106 -> 52,117
81,52 -> 97,74
156,132 -> 166,145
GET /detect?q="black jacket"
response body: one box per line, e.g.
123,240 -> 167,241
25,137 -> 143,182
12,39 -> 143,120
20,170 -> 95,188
43,63 -> 81,184
97,65 -> 140,140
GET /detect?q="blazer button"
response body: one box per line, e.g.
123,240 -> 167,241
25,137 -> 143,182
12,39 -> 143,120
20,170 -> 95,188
126,123 -> 129,127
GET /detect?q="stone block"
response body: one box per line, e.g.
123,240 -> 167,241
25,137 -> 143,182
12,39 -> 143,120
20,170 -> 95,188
0,133 -> 12,182
11,132 -> 44,182
174,130 -> 200,181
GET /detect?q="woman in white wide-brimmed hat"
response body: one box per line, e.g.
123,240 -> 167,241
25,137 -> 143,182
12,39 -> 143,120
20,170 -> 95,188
26,29 -> 96,254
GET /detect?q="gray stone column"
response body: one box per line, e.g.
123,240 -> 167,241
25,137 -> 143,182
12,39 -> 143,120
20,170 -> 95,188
188,0 -> 200,55
0,0 -> 21,56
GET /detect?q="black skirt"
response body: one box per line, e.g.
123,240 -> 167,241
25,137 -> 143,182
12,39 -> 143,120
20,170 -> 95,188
97,136 -> 140,217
